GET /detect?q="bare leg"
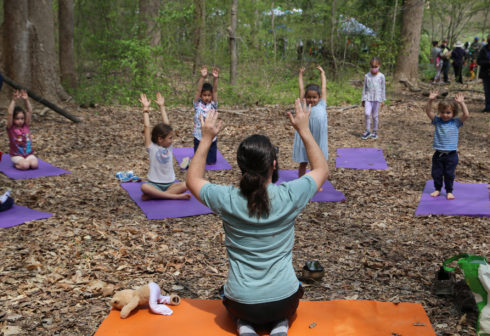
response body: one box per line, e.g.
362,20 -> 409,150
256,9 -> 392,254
27,155 -> 38,169
141,182 -> 191,200
298,162 -> 308,177
14,157 -> 31,170
430,190 -> 441,197
446,192 -> 455,200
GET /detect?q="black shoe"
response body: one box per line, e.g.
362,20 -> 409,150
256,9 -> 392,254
481,108 -> 490,113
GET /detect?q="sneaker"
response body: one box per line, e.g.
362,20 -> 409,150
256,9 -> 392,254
180,157 -> 190,170
131,175 -> 142,182
371,131 -> 378,139
116,171 -> 133,182
361,131 -> 371,140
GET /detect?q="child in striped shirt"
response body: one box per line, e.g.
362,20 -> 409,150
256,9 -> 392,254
425,90 -> 469,199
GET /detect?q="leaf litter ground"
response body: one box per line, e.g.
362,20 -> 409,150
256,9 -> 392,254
0,86 -> 488,336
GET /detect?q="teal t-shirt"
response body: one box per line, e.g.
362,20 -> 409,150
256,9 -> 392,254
200,175 -> 317,304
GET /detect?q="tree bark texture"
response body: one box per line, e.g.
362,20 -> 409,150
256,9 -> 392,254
229,0 -> 238,86
4,0 -> 31,87
193,0 -> 206,74
139,0 -> 162,47
59,0 -> 77,90
393,0 -> 425,85
28,0 -> 69,101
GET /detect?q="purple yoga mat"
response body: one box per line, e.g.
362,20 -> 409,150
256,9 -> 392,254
276,170 -> 345,202
415,180 -> 490,217
173,147 -> 232,170
120,182 -> 213,219
336,148 -> 388,170
0,204 -> 52,229
0,154 -> 71,179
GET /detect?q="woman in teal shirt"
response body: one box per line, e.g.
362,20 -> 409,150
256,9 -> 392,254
187,99 -> 329,336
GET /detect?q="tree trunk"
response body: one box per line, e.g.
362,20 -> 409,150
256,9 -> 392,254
229,0 -> 238,86
193,0 -> 206,74
28,0 -> 69,101
139,0 -> 161,47
59,0 -> 77,90
329,0 -> 338,79
393,0 -> 425,85
271,2 -> 277,64
4,0 -> 31,87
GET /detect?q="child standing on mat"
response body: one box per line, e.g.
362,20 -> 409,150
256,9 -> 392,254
6,90 -> 38,170
139,93 -> 191,201
193,66 -> 219,165
361,57 -> 385,140
293,65 -> 328,177
425,90 -> 469,200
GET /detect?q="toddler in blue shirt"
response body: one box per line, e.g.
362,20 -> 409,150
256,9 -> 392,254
425,90 -> 469,199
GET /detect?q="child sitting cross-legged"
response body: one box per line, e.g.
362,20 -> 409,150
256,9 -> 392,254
139,93 -> 191,201
425,90 -> 469,200
6,90 -> 38,170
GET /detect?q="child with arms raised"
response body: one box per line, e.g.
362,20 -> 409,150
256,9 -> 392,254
139,93 -> 190,201
193,66 -> 219,165
361,57 -> 385,140
6,90 -> 38,170
293,66 -> 328,177
425,90 -> 469,200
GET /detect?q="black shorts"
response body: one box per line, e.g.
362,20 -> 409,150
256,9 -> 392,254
222,285 -> 304,325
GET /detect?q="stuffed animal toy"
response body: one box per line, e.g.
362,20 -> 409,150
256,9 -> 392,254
111,282 -> 180,318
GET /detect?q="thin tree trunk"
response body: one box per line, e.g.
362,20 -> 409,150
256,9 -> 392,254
229,0 -> 238,86
393,0 -> 425,85
4,0 -> 31,87
390,0 -> 399,74
59,0 -> 77,90
271,2 -> 276,64
28,0 -> 69,101
193,0 -> 206,74
329,0 -> 338,78
139,0 -> 161,47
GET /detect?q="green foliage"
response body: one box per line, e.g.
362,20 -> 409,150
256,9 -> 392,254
68,0 -> 401,107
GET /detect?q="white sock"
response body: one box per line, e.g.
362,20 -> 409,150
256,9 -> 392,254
0,190 -> 11,204
270,318 -> 289,336
237,319 -> 258,336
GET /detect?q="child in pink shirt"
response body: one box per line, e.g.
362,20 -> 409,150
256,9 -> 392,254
6,90 -> 38,170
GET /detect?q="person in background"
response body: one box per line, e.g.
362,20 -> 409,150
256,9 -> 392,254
477,34 -> 490,112
451,41 -> 467,84
431,41 -> 442,84
440,40 -> 451,84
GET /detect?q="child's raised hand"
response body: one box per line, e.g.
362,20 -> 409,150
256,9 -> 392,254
428,89 -> 439,100
139,93 -> 151,109
12,90 -> 21,101
200,109 -> 223,139
299,67 -> 305,74
316,65 -> 325,73
211,67 -> 220,78
20,89 -> 28,100
454,92 -> 465,104
155,92 -> 165,106
288,98 -> 311,132
200,66 -> 208,78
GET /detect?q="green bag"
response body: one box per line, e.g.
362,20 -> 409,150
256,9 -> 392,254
443,253 -> 490,335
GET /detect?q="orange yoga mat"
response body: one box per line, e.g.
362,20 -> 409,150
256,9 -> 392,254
95,299 -> 436,336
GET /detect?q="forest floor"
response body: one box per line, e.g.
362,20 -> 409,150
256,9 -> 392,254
0,81 -> 488,336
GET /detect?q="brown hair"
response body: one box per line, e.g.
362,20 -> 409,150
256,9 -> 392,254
438,101 -> 459,117
370,56 -> 381,66
237,134 -> 278,218
151,123 -> 173,144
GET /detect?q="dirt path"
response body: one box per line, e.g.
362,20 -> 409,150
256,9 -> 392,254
0,88 -> 488,335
